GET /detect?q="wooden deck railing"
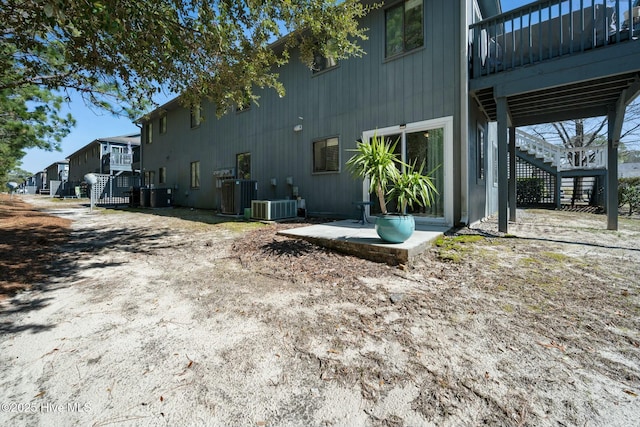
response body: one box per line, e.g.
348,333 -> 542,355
470,0 -> 639,78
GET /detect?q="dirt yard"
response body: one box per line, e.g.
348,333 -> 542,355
1,194 -> 639,427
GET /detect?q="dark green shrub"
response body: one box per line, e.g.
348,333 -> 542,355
619,178 -> 640,215
517,178 -> 543,205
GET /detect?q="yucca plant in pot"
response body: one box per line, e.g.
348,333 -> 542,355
346,133 -> 438,243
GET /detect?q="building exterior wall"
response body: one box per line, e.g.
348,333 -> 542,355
26,172 -> 45,191
141,1 -> 491,226
44,162 -> 68,186
68,142 -> 101,183
620,162 -> 640,178
467,100 -> 488,224
67,138 -> 140,188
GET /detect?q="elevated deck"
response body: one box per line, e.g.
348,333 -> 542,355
470,0 -> 640,126
469,0 -> 640,232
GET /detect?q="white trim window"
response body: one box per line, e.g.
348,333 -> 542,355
159,167 -> 166,185
190,105 -> 201,128
477,124 -> 485,182
144,170 -> 155,187
492,139 -> 499,187
236,152 -> 251,180
312,52 -> 338,74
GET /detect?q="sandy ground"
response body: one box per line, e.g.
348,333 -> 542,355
0,195 -> 639,427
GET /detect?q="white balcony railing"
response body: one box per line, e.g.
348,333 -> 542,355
515,129 -> 607,171
110,153 -> 133,167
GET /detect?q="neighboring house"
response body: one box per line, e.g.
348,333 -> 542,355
67,134 -> 141,183
139,0 -> 502,227
138,0 -> 640,230
66,134 -> 141,200
23,172 -> 45,194
620,163 -> 640,178
43,160 -> 69,196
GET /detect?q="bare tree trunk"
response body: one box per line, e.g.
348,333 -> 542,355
572,120 -> 584,206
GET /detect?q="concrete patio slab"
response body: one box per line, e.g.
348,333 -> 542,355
278,219 -> 450,265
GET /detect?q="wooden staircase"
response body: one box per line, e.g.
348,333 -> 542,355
514,129 -> 608,209
515,130 -> 607,174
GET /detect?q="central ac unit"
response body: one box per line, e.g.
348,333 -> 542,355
220,180 -> 257,215
251,200 -> 297,220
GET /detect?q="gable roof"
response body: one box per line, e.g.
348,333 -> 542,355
44,160 -> 69,170
66,134 -> 141,159
94,133 -> 141,146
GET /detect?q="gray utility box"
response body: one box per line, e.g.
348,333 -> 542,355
139,187 -> 151,208
150,188 -> 173,208
220,180 -> 257,215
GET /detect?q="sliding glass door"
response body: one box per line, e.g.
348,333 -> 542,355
362,117 -> 452,224
405,128 -> 444,218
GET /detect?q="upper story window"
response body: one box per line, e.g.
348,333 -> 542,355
190,161 -> 200,188
190,105 -> 201,128
385,0 -> 424,58
313,137 -> 340,173
159,115 -> 167,134
236,103 -> 250,113
312,52 -> 338,74
144,122 -> 152,144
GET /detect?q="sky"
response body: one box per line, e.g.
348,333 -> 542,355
17,0 -> 536,174
19,91 -> 152,174
500,0 -> 531,12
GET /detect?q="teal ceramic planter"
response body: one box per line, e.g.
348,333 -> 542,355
375,215 -> 415,243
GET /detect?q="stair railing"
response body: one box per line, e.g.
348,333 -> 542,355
515,129 -> 607,171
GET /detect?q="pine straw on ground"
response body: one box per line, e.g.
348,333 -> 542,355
230,217 -> 640,425
232,223 -> 394,286
0,194 -> 72,299
2,198 -> 638,425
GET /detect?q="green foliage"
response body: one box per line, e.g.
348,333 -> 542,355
619,144 -> 640,163
1,167 -> 32,190
618,177 -> 640,215
346,133 -> 401,214
2,0 -> 376,182
0,81 -> 75,181
347,132 -> 438,215
389,161 -> 438,214
433,234 -> 484,263
2,0 -> 375,115
516,178 -> 543,205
